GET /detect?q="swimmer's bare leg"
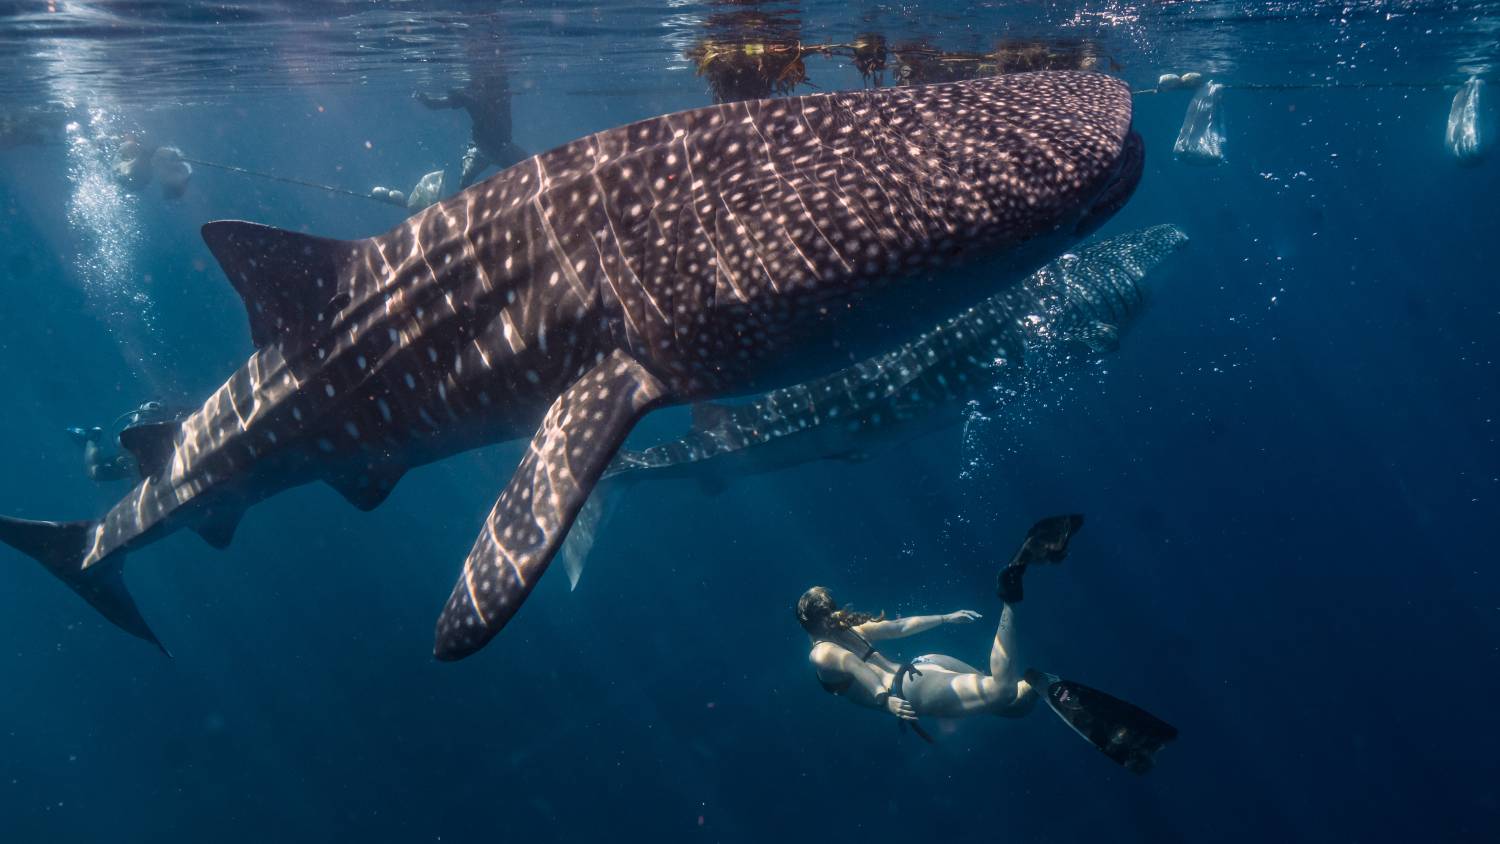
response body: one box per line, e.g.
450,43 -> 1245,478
989,602 -> 1037,717
991,515 -> 1083,715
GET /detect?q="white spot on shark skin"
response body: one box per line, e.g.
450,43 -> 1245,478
345,421 -> 360,439
325,384 -> 336,397
377,399 -> 392,422
405,373 -> 417,390
317,438 -> 334,452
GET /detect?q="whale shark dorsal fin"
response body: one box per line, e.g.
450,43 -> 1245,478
200,220 -> 357,350
689,402 -> 733,433
433,350 -> 669,660
118,420 -> 179,479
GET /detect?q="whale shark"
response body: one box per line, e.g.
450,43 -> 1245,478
558,224 -> 1187,587
0,71 -> 1141,660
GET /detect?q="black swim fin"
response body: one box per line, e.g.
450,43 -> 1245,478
1013,514 -> 1084,566
1024,669 -> 1176,773
998,514 -> 1084,603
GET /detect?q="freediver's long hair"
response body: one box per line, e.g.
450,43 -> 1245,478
796,586 -> 884,636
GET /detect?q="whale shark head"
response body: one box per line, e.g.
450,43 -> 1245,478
885,70 -> 1143,255
1075,129 -> 1145,237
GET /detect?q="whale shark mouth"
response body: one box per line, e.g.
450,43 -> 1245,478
1075,129 -> 1145,238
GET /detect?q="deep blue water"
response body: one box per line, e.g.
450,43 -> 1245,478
2,3 -> 1499,842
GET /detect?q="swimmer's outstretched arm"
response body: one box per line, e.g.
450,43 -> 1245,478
810,642 -> 917,721
414,89 -> 464,110
854,610 -> 981,641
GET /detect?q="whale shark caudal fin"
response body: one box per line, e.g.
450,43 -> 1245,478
0,516 -> 169,655
200,220 -> 358,350
433,350 -> 669,660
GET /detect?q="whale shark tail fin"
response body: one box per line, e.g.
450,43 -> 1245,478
0,516 -> 169,656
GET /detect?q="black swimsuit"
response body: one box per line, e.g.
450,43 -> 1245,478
816,634 -> 878,695
816,633 -> 935,743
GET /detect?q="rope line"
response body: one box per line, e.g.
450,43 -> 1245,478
180,156 -> 390,204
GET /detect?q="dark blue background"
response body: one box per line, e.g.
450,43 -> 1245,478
2,73 -> 1497,842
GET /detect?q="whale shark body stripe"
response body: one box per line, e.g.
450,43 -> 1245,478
0,72 -> 1139,657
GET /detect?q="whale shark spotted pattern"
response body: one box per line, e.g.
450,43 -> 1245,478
0,71 -> 1140,661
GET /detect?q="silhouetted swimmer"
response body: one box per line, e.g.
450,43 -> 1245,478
415,66 -> 528,188
65,400 -> 179,483
65,426 -> 136,482
800,515 -> 1178,772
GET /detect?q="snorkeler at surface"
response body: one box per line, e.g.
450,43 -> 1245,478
798,515 -> 1178,772
65,400 -> 177,483
415,62 -> 528,188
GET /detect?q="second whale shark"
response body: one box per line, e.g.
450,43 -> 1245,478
559,224 -> 1188,587
0,71 -> 1141,660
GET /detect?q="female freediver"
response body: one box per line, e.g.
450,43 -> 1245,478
797,515 -> 1177,772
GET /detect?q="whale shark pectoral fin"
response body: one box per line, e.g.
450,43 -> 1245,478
0,516 -> 169,656
433,350 -> 669,660
200,220 -> 357,350
118,421 -> 179,479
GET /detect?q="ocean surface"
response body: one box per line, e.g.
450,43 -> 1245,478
1,2 -> 1497,842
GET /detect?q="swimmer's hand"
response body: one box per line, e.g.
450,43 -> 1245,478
884,694 -> 918,722
943,610 -> 982,624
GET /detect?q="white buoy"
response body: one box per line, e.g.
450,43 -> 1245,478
406,169 -> 446,209
1173,81 -> 1227,165
1446,77 -> 1487,165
